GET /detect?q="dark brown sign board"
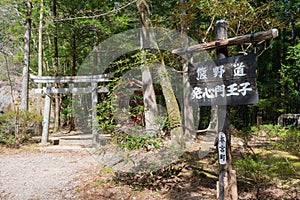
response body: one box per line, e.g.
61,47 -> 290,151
189,54 -> 258,106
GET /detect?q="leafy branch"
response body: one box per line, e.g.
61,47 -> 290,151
55,0 -> 138,22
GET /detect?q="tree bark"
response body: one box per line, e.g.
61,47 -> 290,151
38,0 -> 44,89
156,61 -> 185,148
137,0 -> 185,147
4,56 -> 15,111
69,28 -> 77,131
53,0 -> 60,132
35,0 -> 44,135
291,0 -> 296,46
21,0 -> 32,111
137,0 -> 159,136
180,0 -> 195,139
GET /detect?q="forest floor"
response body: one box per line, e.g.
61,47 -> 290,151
0,133 -> 299,200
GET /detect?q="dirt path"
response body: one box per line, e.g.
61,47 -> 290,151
0,149 -> 99,200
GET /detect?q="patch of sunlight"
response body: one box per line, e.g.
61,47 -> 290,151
100,167 -> 114,173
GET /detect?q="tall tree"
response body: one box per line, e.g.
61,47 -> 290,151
21,0 -> 32,111
137,0 -> 159,136
137,0 -> 185,147
35,0 -> 44,135
52,0 -> 61,132
180,0 -> 195,138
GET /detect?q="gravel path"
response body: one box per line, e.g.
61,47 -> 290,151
0,149 -> 99,200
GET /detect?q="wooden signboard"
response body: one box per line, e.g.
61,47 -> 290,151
189,54 -> 258,106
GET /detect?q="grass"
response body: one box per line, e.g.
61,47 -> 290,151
253,148 -> 300,178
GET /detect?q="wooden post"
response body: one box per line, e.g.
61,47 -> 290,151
172,29 -> 278,54
230,169 -> 238,200
216,20 -> 238,200
257,116 -> 262,136
91,82 -> 99,145
41,83 -> 51,144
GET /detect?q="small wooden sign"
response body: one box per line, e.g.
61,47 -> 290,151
218,132 -> 227,165
189,54 -> 258,106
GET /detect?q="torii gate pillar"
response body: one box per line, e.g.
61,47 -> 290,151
41,83 -> 52,144
91,82 -> 99,145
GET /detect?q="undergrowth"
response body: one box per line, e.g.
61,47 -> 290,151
0,110 -> 42,147
235,124 -> 300,199
112,132 -> 163,151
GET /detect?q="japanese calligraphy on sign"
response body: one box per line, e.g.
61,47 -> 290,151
189,54 -> 258,106
218,132 -> 227,165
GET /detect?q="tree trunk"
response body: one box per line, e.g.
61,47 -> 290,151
38,0 -> 44,90
180,0 -> 195,138
21,0 -> 32,111
137,0 -> 184,147
53,0 -> 60,132
137,0 -> 159,136
291,0 -> 296,46
69,30 -> 77,131
4,56 -> 16,111
35,0 -> 44,135
157,61 -> 185,148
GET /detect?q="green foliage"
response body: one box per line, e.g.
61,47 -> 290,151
0,110 -> 42,147
0,71 -> 8,81
269,154 -> 300,180
1,0 -> 298,140
100,167 -> 114,173
17,110 -> 43,134
279,42 -> 300,113
237,126 -> 254,141
256,124 -> 300,154
260,124 -> 286,137
60,96 -> 73,125
271,126 -> 300,156
0,1 -> 22,56
235,150 -> 300,198
241,124 -> 293,137
235,154 -> 274,185
0,112 -> 16,146
97,97 -> 116,134
236,123 -> 300,197
174,0 -> 282,43
0,133 -> 17,147
112,132 -> 163,151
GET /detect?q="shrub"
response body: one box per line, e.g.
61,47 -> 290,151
271,126 -> 300,156
234,154 -> 275,199
0,110 -> 42,147
97,98 -> 116,134
112,132 -> 163,151
260,124 -> 285,137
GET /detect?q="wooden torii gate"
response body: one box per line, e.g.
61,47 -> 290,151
30,74 -> 110,145
173,24 -> 278,200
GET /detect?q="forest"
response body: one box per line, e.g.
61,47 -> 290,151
0,0 -> 299,199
